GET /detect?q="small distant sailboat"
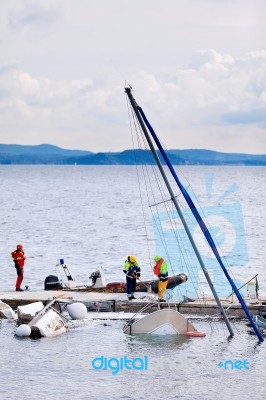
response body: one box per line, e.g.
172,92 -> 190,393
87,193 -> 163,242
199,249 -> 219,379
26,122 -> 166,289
124,87 -> 263,341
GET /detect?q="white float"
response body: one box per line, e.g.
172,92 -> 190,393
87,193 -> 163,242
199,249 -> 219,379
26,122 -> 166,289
16,324 -> 31,337
67,302 -> 87,320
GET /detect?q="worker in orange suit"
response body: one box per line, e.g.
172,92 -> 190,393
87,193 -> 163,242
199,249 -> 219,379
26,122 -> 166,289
11,244 -> 26,291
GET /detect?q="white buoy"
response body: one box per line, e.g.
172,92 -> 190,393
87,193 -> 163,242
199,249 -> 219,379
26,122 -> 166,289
67,303 -> 87,320
16,324 -> 31,337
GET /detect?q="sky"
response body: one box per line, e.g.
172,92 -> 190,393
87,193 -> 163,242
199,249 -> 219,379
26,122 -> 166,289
0,0 -> 265,154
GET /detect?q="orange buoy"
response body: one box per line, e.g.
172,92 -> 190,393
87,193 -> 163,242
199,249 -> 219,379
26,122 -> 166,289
186,331 -> 206,337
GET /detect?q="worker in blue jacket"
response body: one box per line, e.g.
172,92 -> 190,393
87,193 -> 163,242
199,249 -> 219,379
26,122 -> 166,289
123,255 -> 141,300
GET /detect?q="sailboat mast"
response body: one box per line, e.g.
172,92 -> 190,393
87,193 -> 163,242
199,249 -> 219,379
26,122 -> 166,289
125,87 -> 264,343
125,87 -> 234,337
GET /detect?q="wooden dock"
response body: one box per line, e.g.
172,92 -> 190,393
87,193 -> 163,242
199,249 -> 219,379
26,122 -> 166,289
1,289 -> 265,319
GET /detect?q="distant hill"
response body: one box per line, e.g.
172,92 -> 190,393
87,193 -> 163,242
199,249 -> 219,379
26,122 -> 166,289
168,149 -> 266,165
0,144 -> 265,165
0,144 -> 92,164
65,149 -> 182,165
0,144 -> 91,156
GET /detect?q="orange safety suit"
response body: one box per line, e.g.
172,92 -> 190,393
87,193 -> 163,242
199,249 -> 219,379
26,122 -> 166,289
11,249 -> 26,290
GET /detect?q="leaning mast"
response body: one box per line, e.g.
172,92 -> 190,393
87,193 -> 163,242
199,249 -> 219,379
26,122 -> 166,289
125,87 -> 263,342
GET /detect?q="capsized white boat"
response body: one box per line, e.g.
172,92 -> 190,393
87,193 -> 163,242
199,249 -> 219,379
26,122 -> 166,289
123,308 -> 196,335
28,298 -> 68,337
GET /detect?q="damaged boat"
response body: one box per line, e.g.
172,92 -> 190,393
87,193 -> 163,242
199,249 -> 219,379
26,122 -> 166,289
17,298 -> 68,338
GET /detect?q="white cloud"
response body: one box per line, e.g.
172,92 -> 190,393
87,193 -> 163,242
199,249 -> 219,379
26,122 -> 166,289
8,2 -> 59,31
188,49 -> 235,69
0,1 -> 265,153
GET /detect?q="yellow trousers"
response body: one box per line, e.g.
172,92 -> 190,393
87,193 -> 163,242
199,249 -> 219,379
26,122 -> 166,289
158,280 -> 168,300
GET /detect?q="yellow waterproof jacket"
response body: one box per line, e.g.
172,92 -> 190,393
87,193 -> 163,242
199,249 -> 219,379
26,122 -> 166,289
153,255 -> 168,281
123,260 -> 141,277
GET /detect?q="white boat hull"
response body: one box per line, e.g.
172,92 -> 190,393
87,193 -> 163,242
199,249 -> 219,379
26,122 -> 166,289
124,308 -> 196,335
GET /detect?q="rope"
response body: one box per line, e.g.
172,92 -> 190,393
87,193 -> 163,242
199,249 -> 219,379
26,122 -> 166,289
125,91 -> 234,336
126,101 -> 204,303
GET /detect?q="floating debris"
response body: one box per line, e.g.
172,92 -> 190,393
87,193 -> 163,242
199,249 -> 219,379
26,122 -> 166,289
0,300 -> 16,320
17,302 -> 44,324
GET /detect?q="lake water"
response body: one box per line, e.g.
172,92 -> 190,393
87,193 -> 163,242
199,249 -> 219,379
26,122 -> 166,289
0,165 -> 265,400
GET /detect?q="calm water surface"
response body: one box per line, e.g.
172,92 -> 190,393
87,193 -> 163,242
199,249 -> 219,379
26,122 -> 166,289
0,166 -> 265,400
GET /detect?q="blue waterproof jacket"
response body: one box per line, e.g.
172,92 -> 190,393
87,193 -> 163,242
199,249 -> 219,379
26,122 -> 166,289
123,260 -> 141,278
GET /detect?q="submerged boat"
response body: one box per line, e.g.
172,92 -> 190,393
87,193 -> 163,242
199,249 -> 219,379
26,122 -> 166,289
16,298 -> 68,338
44,263 -> 188,293
124,308 -> 197,335
123,86 -> 264,341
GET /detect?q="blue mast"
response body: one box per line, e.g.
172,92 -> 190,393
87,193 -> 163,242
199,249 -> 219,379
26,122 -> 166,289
125,87 -> 263,342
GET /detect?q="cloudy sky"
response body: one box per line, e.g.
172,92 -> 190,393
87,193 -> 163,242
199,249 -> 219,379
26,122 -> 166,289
0,0 -> 265,153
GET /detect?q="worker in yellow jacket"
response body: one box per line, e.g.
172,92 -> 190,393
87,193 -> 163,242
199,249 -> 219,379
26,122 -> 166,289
123,255 -> 141,300
153,255 -> 168,302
